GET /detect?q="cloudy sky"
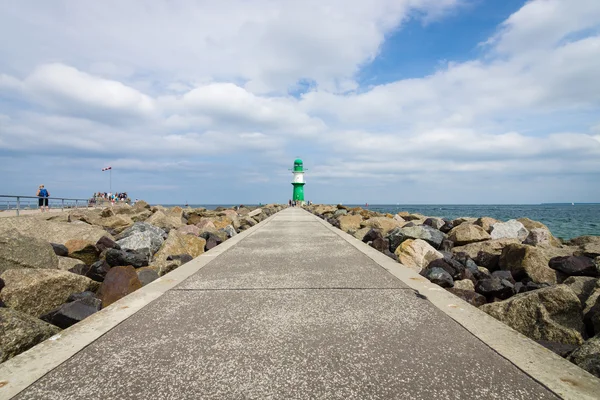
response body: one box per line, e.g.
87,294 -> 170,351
1,0 -> 599,205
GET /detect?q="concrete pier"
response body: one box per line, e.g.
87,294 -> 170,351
1,208 -> 599,399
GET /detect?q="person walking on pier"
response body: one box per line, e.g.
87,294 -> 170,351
36,184 -> 50,212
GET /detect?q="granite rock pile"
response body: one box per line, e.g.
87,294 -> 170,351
307,204 -> 600,378
0,202 -> 283,363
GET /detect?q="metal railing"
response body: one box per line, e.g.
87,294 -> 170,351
0,195 -> 99,216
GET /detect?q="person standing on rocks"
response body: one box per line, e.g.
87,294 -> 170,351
36,184 -> 50,212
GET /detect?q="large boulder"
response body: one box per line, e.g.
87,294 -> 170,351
70,260 -> 111,282
394,239 -> 443,273
549,256 -> 598,277
210,216 -> 235,230
0,217 -> 112,245
490,220 -> 529,241
524,229 -> 553,247
423,217 -> 445,230
447,224 -> 491,246
41,295 -> 102,329
568,334 -> 600,378
0,307 -> 61,362
98,266 -> 142,308
177,225 -> 201,236
116,222 -> 166,258
421,267 -> 453,288
152,231 -> 206,273
105,249 -> 149,269
57,256 -> 85,271
136,267 -> 159,286
452,238 -> 520,259
0,229 -> 59,273
388,225 -> 445,250
474,217 -> 499,233
563,276 -> 598,304
518,218 -> 562,247
474,277 -> 515,300
337,215 -> 363,232
360,217 -> 404,236
571,236 -> 600,258
499,244 -> 558,284
95,215 -> 135,233
0,269 -> 98,317
64,239 -> 100,265
145,211 -> 184,232
480,285 -> 585,345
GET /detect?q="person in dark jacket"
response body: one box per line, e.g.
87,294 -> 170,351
36,184 -> 50,212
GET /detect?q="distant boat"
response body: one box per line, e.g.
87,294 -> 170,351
572,202 -> 575,206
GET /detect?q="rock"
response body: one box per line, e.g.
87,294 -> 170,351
569,334 -> 600,378
480,285 -> 585,345
333,209 -> 347,217
200,232 -> 223,251
152,231 -> 206,273
491,270 -> 516,284
421,267 -> 454,288
394,239 -> 443,273
57,256 -> 86,271
475,278 -> 515,300
454,279 -> 475,291
211,216 -> 235,230
145,210 -> 184,232
221,225 -> 237,238
440,239 -> 454,252
360,217 -> 404,235
352,227 -> 371,241
160,254 -> 194,276
439,220 -> 454,234
96,236 -> 121,253
337,215 -> 363,232
427,258 -> 464,280
96,215 -> 135,233
363,228 -> 383,244
248,208 -> 262,218
474,217 -> 499,233
570,236 -> 600,258
0,230 -> 59,274
562,276 -> 598,303
166,254 -> 193,264
98,266 -> 142,308
536,340 -> 578,358
133,200 -> 150,211
0,307 -> 61,362
51,243 -> 69,257
84,260 -> 111,282
549,256 -> 598,277
369,237 -> 389,253
524,229 -> 552,247
446,288 -> 487,307
447,224 -> 491,246
423,217 -> 445,230
239,217 -> 257,230
452,217 -> 477,226
452,238 -> 520,259
389,225 -> 445,250
137,267 -> 159,286
131,210 -> 153,222
67,291 -> 98,303
65,239 -> 100,266
490,220 -> 529,241
518,218 -> 562,247
499,244 -> 557,284
100,208 -> 115,218
584,295 -> 600,337
0,269 -> 98,317
0,216 -> 113,245
177,225 -> 200,236
105,249 -> 149,269
116,231 -> 164,260
41,296 -> 102,329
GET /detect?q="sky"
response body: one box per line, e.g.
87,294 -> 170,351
1,0 -> 599,205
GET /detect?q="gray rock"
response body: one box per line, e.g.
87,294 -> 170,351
51,243 -> 69,257
0,229 -> 59,274
421,267 -> 453,288
446,288 -> 486,307
105,249 -> 149,269
116,230 -> 164,259
41,296 -> 102,329
137,267 -> 159,286
388,225 -> 445,252
549,256 -> 598,277
524,228 -> 552,246
423,217 -> 445,230
117,222 -> 167,241
569,334 -> 600,378
480,285 -> 585,345
490,220 -> 529,241
475,277 -> 515,300
247,208 -> 262,217
221,225 -> 237,238
0,307 -> 61,362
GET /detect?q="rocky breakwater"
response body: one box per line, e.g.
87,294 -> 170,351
307,204 -> 600,379
0,202 -> 283,363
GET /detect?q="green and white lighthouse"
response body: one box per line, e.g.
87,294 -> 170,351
291,158 -> 305,204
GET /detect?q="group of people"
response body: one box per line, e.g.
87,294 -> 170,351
90,192 -> 129,204
288,200 -> 312,207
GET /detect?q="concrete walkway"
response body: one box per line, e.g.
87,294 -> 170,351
3,208 -> 599,399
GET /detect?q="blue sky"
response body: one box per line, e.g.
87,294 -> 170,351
0,0 -> 599,205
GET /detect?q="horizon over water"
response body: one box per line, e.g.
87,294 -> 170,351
164,203 -> 599,240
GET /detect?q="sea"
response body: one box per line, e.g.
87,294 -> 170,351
172,203 -> 600,240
